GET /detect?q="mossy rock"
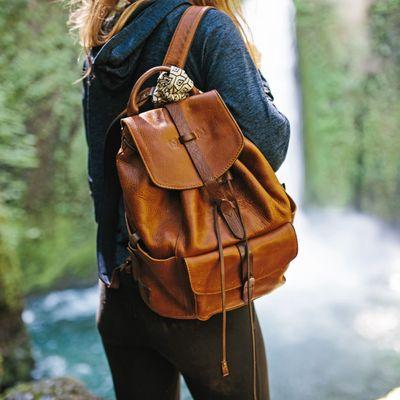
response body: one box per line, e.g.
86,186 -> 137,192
0,205 -> 34,390
0,313 -> 33,391
0,377 -> 99,400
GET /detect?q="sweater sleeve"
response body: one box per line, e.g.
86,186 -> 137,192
198,9 -> 290,171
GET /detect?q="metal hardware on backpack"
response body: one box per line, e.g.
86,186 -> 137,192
113,5 -> 298,400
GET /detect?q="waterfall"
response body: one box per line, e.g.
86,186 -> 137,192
244,0 -> 304,202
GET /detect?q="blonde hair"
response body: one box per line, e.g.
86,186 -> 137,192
68,0 -> 260,71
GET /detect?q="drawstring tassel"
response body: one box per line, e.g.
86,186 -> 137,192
213,204 -> 229,377
221,360 -> 229,377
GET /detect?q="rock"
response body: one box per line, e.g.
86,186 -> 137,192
0,311 -> 33,392
0,206 -> 34,391
0,377 -> 99,400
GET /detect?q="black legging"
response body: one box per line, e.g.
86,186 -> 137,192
97,269 -> 270,400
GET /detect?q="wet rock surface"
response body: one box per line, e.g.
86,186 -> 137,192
0,377 -> 99,400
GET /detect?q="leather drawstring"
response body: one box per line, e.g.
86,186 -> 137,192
226,179 -> 258,400
213,203 -> 229,377
245,240 -> 258,400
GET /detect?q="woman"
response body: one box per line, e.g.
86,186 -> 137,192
70,0 -> 290,399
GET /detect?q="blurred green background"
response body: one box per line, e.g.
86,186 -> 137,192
0,0 -> 399,398
296,0 -> 400,219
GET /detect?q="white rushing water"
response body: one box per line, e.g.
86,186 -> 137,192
244,0 -> 304,202
24,1 -> 400,399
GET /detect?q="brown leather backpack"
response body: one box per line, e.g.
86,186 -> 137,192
115,5 -> 297,398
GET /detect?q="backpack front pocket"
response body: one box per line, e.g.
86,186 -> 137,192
133,243 -> 196,319
184,222 -> 298,320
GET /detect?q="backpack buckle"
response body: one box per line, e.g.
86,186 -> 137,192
243,277 -> 255,303
127,232 -> 141,253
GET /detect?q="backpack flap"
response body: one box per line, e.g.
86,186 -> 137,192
121,89 -> 244,190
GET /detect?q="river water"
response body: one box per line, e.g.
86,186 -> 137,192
24,1 -> 400,399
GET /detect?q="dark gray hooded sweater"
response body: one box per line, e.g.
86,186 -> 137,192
82,0 -> 291,285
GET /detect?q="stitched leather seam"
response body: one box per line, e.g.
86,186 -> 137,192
183,222 -> 297,295
123,92 -> 244,189
123,118 -> 199,190
137,288 -> 197,320
183,256 -> 290,296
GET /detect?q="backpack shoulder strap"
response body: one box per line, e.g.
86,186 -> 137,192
130,5 -> 213,112
162,5 -> 214,68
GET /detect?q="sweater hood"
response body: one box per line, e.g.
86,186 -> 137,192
92,0 -> 191,87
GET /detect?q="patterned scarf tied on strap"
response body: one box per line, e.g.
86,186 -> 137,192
152,66 -> 194,105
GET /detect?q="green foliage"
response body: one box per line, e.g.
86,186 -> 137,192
0,0 -> 97,294
370,0 -> 400,66
295,0 -> 400,223
295,1 -> 360,206
362,0 -> 400,219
